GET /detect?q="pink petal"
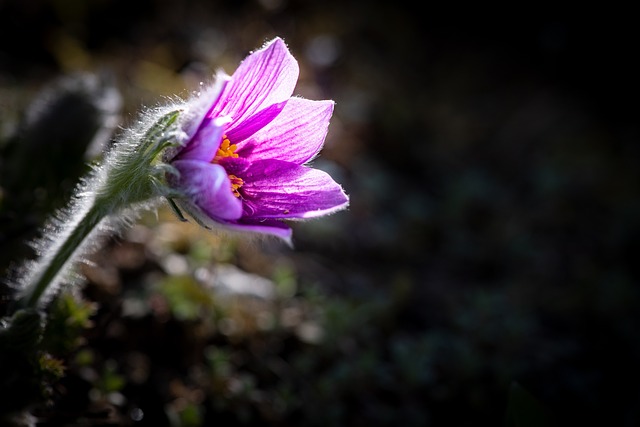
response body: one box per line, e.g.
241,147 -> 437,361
180,71 -> 230,141
172,160 -> 243,220
175,116 -> 230,162
240,159 -> 349,219
213,38 -> 299,135
225,100 -> 287,143
238,98 -> 334,164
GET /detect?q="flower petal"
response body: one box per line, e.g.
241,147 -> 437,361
238,98 -> 334,164
181,71 -> 230,141
217,156 -> 251,176
213,38 -> 299,134
225,100 -> 287,143
175,116 -> 230,162
240,159 -> 349,219
173,160 -> 243,220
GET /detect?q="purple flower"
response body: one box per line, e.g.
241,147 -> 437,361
169,37 -> 348,244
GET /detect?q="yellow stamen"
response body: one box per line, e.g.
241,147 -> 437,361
213,135 -> 243,197
229,174 -> 244,198
215,135 -> 239,161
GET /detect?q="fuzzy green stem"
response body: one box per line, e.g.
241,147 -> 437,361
18,200 -> 107,310
12,109 -> 182,313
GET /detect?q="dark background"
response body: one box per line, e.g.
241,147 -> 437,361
1,1 -> 639,426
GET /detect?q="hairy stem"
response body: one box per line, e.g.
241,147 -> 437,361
17,199 -> 108,310
10,109 -> 182,313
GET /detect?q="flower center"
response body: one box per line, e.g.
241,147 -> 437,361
228,174 -> 244,198
213,135 -> 243,198
215,135 -> 239,160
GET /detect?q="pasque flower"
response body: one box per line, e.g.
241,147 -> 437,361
3,38 -> 349,412
6,37 -> 348,318
168,37 -> 348,244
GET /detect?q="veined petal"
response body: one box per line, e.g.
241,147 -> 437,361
217,156 -> 251,176
225,100 -> 287,143
181,71 -> 230,140
238,98 -> 334,164
173,160 -> 243,220
214,38 -> 299,133
241,159 -> 349,219
175,116 -> 230,162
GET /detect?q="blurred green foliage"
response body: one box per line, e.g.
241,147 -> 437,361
41,293 -> 97,355
0,293 -> 96,424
